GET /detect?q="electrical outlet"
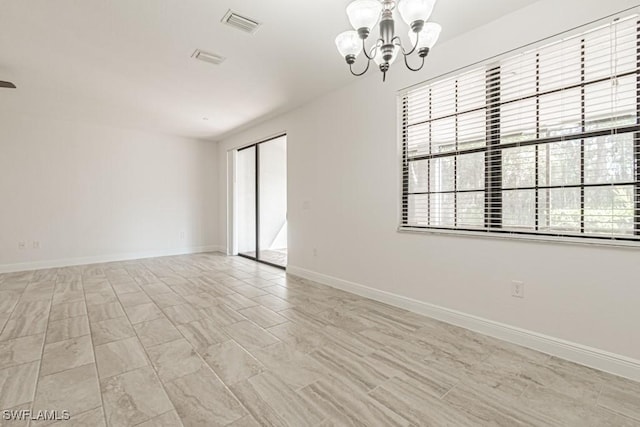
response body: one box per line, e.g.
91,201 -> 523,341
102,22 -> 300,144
32,241 -> 40,249
511,281 -> 524,298
313,248 -> 318,257
179,231 -> 185,240
18,241 -> 26,250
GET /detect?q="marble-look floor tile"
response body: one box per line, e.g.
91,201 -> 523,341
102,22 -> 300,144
84,289 -> 117,306
0,361 -> 39,409
237,306 -> 287,329
198,304 -> 246,327
0,315 -> 9,335
136,410 -> 183,427
134,318 -> 183,349
197,280 -> 235,298
176,318 -> 229,351
0,301 -> 50,341
95,337 -> 148,379
87,302 -> 125,323
369,375 -> 477,426
0,291 -> 21,315
140,282 -> 173,296
0,333 -> 44,370
319,325 -> 381,357
147,339 -> 205,383
2,254 -> 639,427
148,292 -> 187,308
46,316 -> 90,344
49,301 -> 87,322
300,376 -> 411,427
444,380 -> 553,426
369,345 -> 458,398
309,344 -> 391,393
253,342 -> 327,390
118,291 -> 152,307
313,307 -> 376,332
260,284 -> 298,299
518,384 -> 638,426
165,367 -> 247,427
521,355 -> 605,404
0,401 -> 31,427
222,321 -> 280,352
111,282 -> 142,295
201,340 -> 264,386
230,371 -> 324,427
123,302 -> 164,324
182,292 -> 219,309
91,317 -> 135,346
218,294 -> 259,311
286,296 -> 332,316
266,322 -> 328,354
34,364 -> 101,418
250,294 -> 292,312
456,356 -> 532,400
233,285 -> 267,299
101,366 -> 174,427
40,335 -> 94,376
598,376 -> 640,421
52,290 -> 85,306
240,277 -> 279,289
162,304 -> 204,325
46,406 -> 106,426
278,308 -> 328,332
352,304 -> 423,334
21,282 -> 55,302
226,415 -> 260,427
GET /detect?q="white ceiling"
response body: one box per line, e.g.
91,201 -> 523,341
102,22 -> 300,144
0,0 -> 539,140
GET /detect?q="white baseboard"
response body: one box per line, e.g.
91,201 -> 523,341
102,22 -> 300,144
287,265 -> 640,383
0,245 -> 223,274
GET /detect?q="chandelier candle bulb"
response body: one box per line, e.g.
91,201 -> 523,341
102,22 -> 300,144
336,0 -> 441,81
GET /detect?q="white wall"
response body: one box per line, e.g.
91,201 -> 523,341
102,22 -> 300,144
218,0 -> 640,364
0,112 -> 218,271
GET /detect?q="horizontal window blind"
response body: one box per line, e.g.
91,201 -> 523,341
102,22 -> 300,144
400,14 -> 640,242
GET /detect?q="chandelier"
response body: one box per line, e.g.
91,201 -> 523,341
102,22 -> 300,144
335,0 -> 441,81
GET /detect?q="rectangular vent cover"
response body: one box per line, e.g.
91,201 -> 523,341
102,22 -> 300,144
222,10 -> 261,34
192,49 -> 225,65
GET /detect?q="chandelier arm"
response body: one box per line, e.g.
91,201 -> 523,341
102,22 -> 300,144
362,38 -> 383,61
350,59 -> 372,77
403,54 -> 426,72
394,35 -> 420,57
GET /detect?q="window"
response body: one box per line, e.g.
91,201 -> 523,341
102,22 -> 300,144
401,14 -> 640,243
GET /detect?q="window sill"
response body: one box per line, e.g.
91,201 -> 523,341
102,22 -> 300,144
397,226 -> 640,249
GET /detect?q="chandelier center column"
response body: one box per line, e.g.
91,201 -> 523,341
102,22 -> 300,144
379,9 -> 395,63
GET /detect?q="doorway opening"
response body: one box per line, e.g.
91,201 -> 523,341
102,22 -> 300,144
235,135 -> 287,269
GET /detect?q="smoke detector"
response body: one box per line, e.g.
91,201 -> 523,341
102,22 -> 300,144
191,49 -> 225,66
221,10 -> 261,34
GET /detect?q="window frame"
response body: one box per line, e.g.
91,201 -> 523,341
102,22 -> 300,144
398,13 -> 640,247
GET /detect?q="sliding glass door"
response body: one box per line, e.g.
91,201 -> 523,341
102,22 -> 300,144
236,135 -> 287,268
236,146 -> 257,259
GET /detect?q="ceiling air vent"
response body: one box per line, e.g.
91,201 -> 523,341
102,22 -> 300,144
221,10 -> 261,34
192,49 -> 226,65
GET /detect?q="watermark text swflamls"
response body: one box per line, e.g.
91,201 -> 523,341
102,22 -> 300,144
2,410 -> 70,421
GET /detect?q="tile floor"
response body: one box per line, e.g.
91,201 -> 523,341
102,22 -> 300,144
239,250 -> 288,268
0,252 -> 638,426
